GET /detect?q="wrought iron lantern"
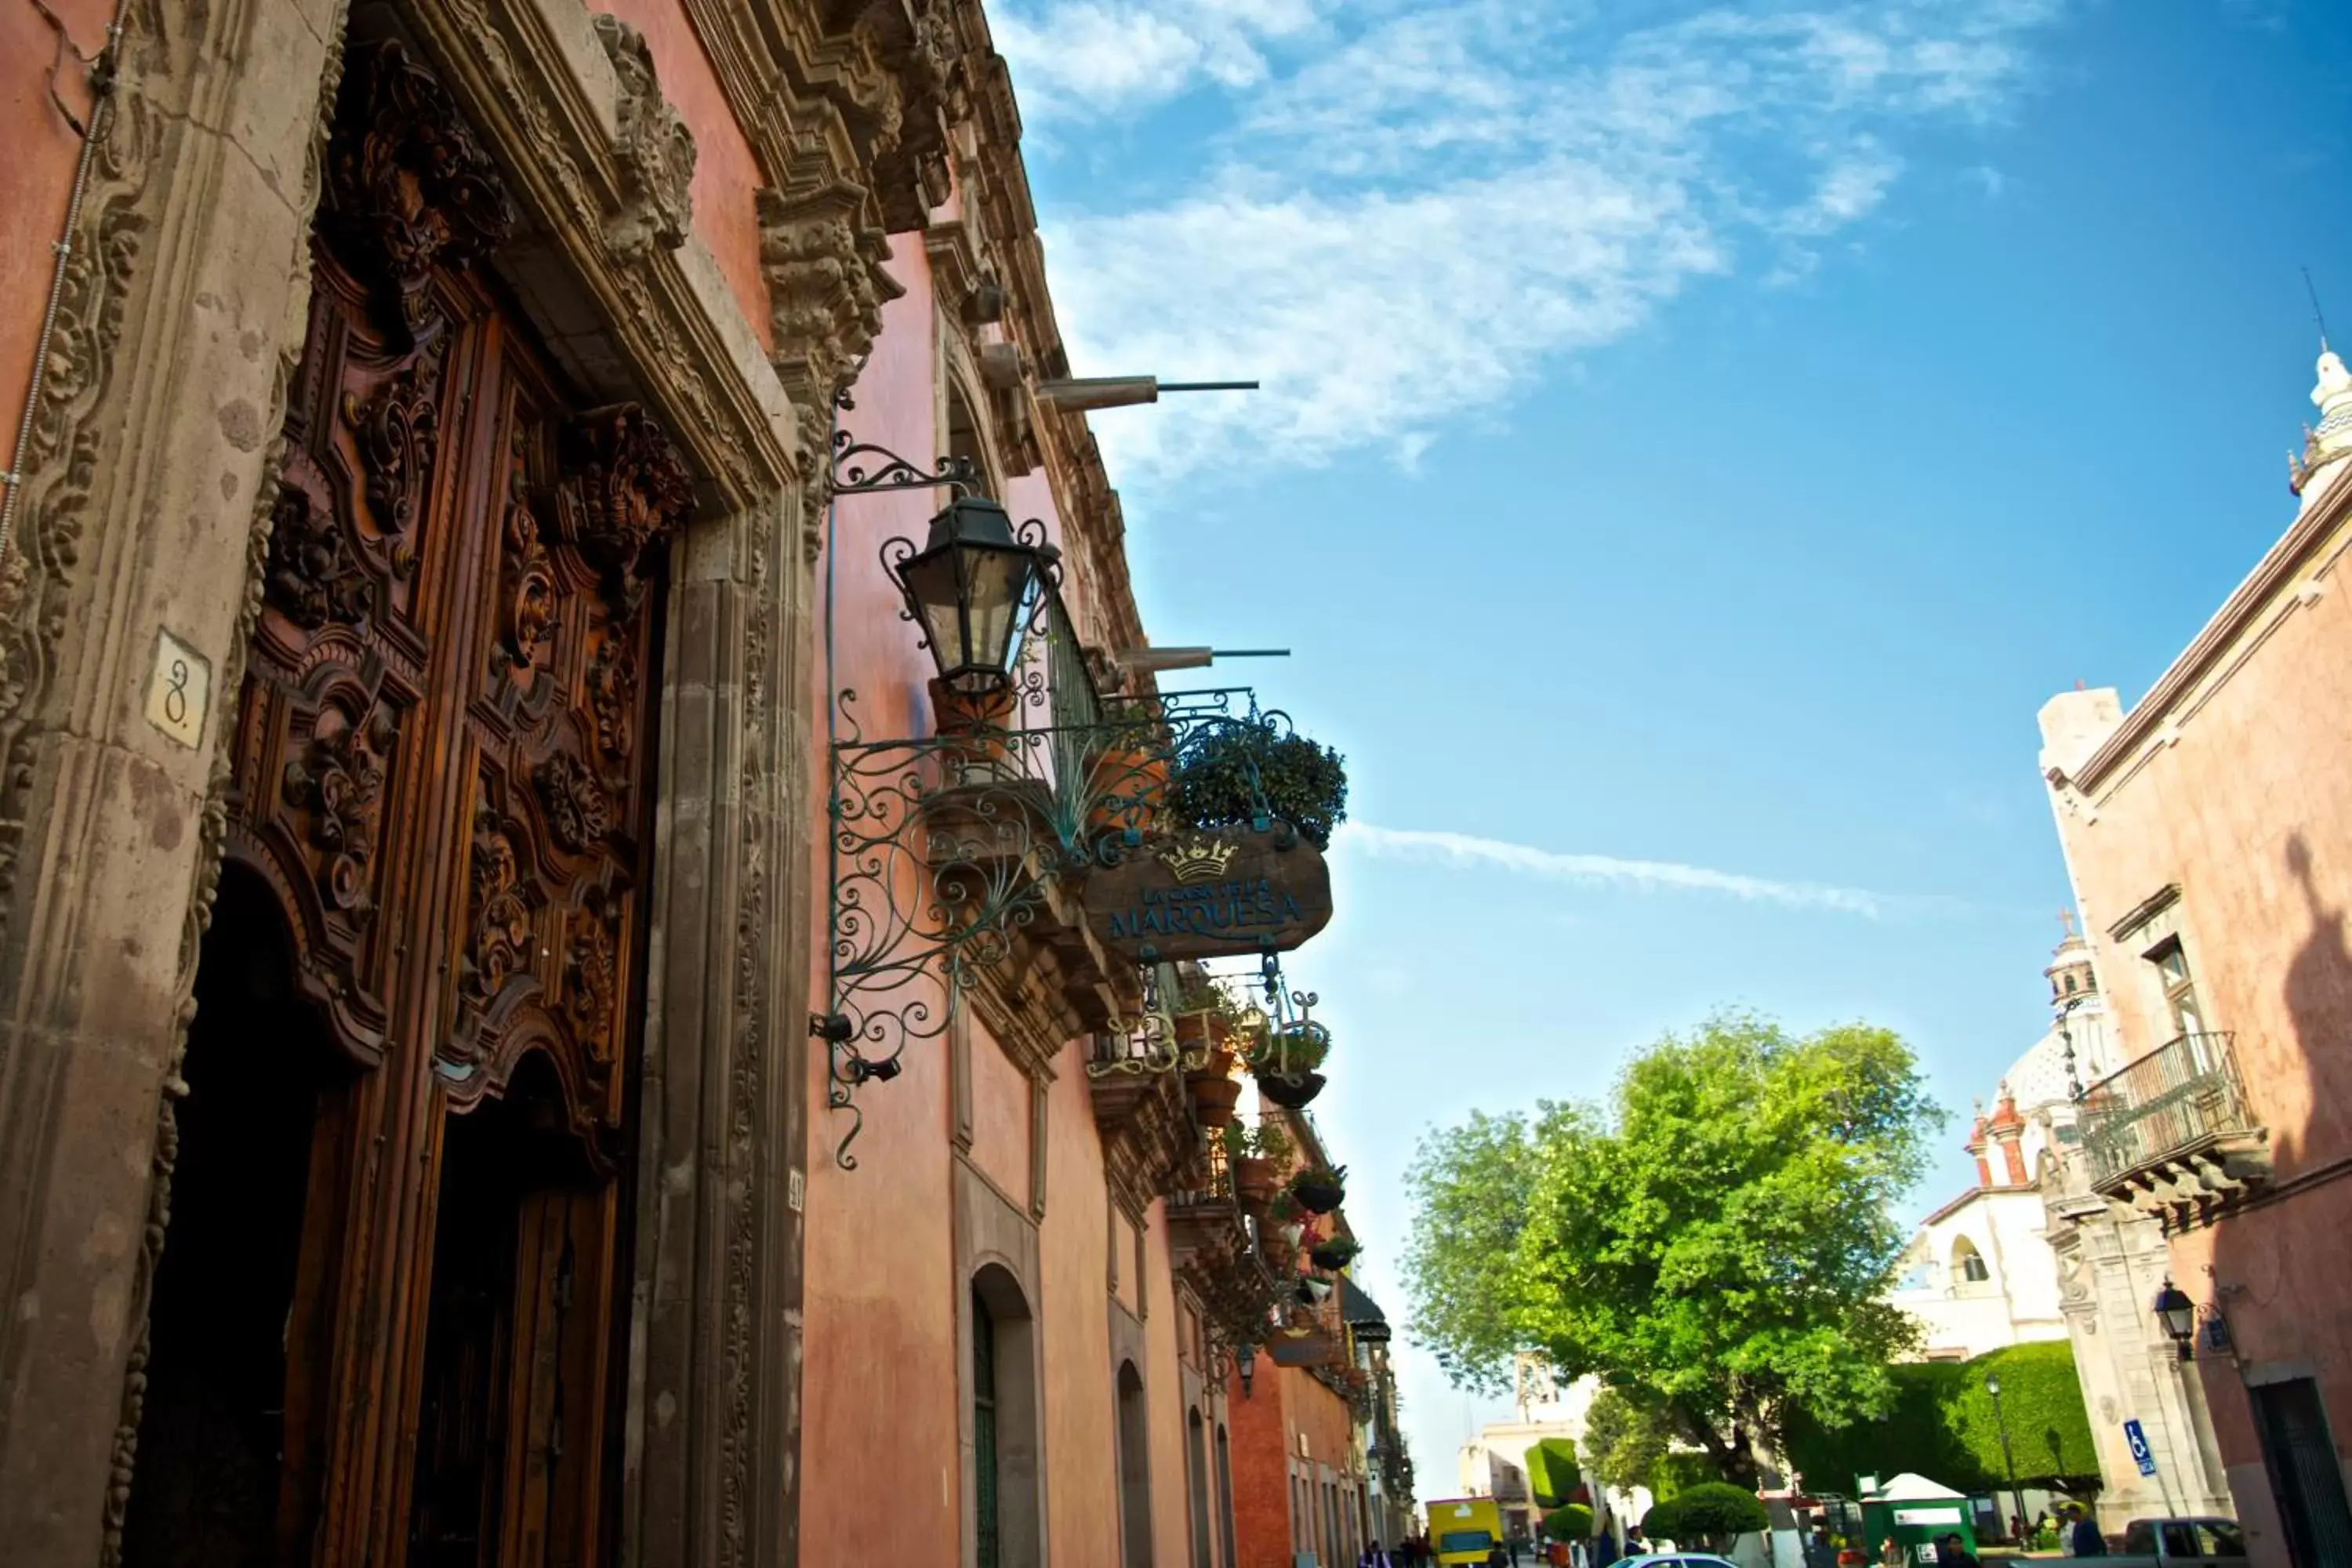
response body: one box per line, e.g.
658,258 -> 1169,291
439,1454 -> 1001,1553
885,495 -> 1058,695
2154,1278 -> 2198,1359
1236,1339 -> 1258,1398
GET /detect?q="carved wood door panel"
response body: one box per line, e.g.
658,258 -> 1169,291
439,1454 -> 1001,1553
210,39 -> 688,1568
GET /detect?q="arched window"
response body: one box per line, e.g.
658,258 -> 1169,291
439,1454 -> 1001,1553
973,1285 -> 1000,1568
1951,1236 -> 1991,1286
1117,1361 -> 1152,1568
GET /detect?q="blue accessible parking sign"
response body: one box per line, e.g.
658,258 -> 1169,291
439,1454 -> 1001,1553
2124,1418 -> 2159,1477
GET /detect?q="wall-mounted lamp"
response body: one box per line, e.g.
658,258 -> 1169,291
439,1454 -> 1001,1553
884,495 -> 1060,696
2153,1278 -> 2198,1360
1237,1341 -> 1258,1399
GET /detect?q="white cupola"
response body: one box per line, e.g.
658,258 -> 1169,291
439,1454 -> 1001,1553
2290,344 -> 2352,506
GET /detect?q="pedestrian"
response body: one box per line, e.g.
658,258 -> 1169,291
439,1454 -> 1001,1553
1933,1533 -> 1978,1567
2011,1514 -> 2027,1544
1878,1537 -> 1907,1567
2068,1507 -> 2108,1556
1486,1541 -> 1509,1568
1805,1523 -> 1838,1568
1592,1524 -> 1618,1567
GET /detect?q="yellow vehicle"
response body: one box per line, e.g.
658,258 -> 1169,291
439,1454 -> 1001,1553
1424,1496 -> 1505,1566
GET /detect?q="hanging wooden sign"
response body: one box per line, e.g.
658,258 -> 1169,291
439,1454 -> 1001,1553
1082,823 -> 1334,964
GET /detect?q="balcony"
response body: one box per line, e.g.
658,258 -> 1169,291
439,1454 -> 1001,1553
2079,1031 -> 2270,1232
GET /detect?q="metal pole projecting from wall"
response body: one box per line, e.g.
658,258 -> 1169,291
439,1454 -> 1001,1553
1,1 -> 129,571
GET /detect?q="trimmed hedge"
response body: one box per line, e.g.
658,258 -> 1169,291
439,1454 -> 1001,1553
1784,1341 -> 2100,1496
1543,1504 -> 1595,1541
1527,1437 -> 1581,1508
1642,1483 -> 1768,1548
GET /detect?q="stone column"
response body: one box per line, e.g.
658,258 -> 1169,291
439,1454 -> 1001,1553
626,479 -> 816,1568
0,0 -> 350,1559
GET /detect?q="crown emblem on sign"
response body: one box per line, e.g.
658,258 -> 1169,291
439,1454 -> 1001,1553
1156,834 -> 1237,884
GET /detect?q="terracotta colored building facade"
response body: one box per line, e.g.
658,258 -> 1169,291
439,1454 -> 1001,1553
2036,348 -> 2352,1566
0,0 -> 1409,1563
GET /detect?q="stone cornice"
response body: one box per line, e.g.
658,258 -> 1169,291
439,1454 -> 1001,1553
2071,463 -> 2352,796
401,0 -> 797,508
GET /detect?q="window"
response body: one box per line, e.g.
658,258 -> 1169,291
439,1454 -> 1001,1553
2195,1520 -> 2248,1557
1951,1236 -> 1991,1286
2149,936 -> 2206,1036
974,1287 -> 1000,1568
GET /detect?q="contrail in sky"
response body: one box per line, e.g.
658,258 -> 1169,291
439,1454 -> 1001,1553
1336,824 -> 1953,919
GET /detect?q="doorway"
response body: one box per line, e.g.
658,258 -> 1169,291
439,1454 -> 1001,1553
1116,1361 -> 1152,1568
2252,1376 -> 2352,1567
408,1054 -> 610,1568
119,869 -> 348,1568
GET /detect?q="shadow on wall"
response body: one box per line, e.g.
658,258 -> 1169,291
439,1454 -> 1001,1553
2196,833 -> 2352,1564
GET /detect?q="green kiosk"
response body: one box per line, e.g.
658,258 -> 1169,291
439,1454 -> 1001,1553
1858,1473 -> 1977,1564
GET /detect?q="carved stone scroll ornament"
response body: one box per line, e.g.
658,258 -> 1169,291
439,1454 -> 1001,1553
283,699 -> 401,920
556,405 -> 694,609
327,40 -> 517,346
592,13 -> 698,258
758,180 -> 901,552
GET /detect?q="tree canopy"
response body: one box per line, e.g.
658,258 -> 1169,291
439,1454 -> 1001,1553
1583,1388 -> 1673,1495
1784,1341 -> 2102,1497
1403,1014 -> 1944,1484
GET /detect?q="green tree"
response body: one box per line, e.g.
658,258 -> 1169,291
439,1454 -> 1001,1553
1404,1014 -> 1944,1486
1583,1388 -> 1674,1495
1526,1437 -> 1581,1508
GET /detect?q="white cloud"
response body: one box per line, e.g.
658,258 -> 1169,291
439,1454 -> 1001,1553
1336,822 -> 1919,917
999,0 -> 2067,483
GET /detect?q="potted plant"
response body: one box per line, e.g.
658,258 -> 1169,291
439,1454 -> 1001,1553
1220,1118 -> 1292,1214
1187,1065 -> 1241,1128
1289,1163 -> 1345,1214
928,676 -> 1019,781
1171,973 -> 1243,1054
1251,1021 -> 1329,1109
1166,718 -> 1348,849
1309,1234 -> 1359,1272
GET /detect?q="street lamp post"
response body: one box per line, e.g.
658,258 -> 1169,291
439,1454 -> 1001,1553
1985,1372 -> 2028,1542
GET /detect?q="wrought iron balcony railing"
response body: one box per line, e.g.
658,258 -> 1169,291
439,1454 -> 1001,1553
2078,1031 -> 2267,1199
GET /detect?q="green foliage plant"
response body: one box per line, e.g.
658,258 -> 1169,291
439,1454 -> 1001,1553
1642,1483 -> 1768,1551
1401,1013 -> 1946,1486
1219,1116 -> 1294,1165
1542,1504 -> 1594,1541
1167,719 -> 1348,850
1584,1388 -> 1673,1495
1526,1437 -> 1581,1508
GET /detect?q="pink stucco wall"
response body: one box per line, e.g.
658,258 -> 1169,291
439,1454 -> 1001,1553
2050,491 -> 2352,1566
0,0 -> 111,456
801,224 -> 1208,1566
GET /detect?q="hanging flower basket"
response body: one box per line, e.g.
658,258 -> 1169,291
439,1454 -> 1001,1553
1290,1166 -> 1345,1215
1309,1236 -> 1360,1272
1256,1069 -> 1325,1110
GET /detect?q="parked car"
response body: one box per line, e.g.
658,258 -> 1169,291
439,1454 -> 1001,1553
1620,1556 -> 1739,1568
2103,1517 -> 2248,1564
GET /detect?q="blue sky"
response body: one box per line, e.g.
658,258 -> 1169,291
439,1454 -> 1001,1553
992,0 -> 2352,1491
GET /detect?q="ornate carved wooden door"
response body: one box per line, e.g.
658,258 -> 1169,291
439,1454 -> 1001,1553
191,38 -> 686,1568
